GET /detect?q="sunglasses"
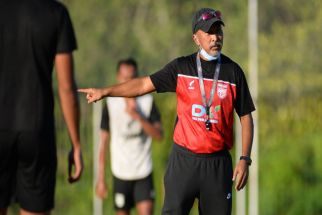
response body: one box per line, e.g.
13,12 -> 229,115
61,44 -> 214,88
197,11 -> 222,22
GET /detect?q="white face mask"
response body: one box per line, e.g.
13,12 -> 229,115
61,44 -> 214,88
199,48 -> 219,61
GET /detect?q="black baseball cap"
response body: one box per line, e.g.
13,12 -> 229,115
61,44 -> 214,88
192,8 -> 225,34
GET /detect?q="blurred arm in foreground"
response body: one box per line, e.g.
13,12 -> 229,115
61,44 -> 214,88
56,53 -> 83,183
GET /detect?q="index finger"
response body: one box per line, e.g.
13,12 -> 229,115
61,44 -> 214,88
78,88 -> 91,93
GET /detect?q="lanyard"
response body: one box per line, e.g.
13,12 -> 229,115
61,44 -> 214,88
196,52 -> 221,129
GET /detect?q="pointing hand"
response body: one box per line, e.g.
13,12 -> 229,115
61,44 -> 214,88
78,88 -> 104,103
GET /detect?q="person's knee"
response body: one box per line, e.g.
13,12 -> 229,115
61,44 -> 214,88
20,208 -> 50,215
136,200 -> 153,215
116,210 -> 130,215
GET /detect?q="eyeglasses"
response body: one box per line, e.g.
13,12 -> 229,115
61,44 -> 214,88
197,10 -> 222,22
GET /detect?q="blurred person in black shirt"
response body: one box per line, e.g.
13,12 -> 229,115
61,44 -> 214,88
0,0 -> 83,214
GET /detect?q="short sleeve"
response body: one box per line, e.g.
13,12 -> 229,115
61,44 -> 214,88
235,65 -> 256,116
148,101 -> 161,123
100,103 -> 110,131
150,59 -> 178,93
56,6 -> 77,53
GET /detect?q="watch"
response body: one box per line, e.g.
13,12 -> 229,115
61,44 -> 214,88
240,156 -> 252,166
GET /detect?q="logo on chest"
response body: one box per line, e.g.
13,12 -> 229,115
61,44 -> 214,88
191,104 -> 221,123
188,80 -> 195,90
217,83 -> 228,99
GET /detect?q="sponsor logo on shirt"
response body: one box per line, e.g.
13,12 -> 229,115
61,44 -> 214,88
227,193 -> 232,199
188,80 -> 195,90
191,104 -> 221,123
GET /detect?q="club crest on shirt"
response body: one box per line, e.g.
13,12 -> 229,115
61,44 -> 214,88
217,83 -> 228,99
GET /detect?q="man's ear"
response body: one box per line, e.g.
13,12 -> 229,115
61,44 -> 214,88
192,34 -> 200,46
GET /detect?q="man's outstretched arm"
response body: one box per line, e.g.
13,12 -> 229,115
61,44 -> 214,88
55,53 -> 83,183
78,76 -> 156,103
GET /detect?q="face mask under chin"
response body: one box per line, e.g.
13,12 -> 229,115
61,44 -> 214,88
199,48 -> 219,61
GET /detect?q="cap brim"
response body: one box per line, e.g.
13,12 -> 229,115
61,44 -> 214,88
199,18 -> 225,33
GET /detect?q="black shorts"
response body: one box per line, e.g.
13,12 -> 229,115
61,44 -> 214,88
113,173 -> 155,211
162,144 -> 233,215
0,130 -> 57,212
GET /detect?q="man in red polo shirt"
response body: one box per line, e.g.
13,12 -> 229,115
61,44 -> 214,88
79,7 -> 255,215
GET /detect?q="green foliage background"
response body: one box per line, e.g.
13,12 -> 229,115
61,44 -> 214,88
8,0 -> 322,214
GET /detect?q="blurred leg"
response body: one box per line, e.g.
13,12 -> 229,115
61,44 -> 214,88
113,177 -> 134,214
136,200 -> 153,215
116,210 -> 130,215
0,208 -> 7,215
20,208 -> 50,215
0,131 -> 17,214
133,174 -> 154,215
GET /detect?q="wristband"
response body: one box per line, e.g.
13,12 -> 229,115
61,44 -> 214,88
240,156 -> 252,165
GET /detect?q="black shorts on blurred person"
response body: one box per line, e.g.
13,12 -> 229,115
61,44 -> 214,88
113,174 -> 155,211
0,130 -> 57,212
